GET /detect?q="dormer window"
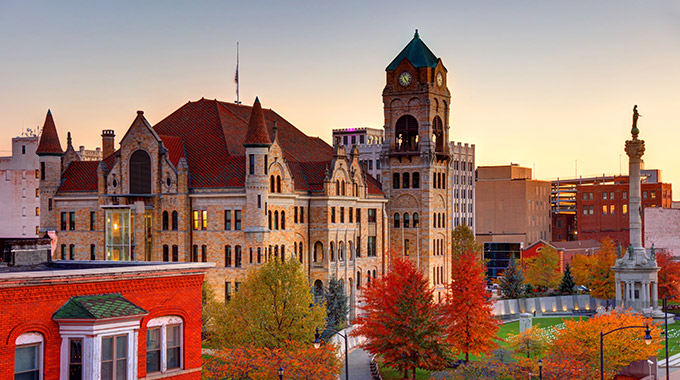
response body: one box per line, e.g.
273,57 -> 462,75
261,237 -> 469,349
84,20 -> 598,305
129,150 -> 151,194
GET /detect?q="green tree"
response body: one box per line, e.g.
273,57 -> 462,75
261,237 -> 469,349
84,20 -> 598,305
322,276 -> 348,339
559,263 -> 576,294
524,245 -> 561,291
208,259 -> 326,349
451,225 -> 480,258
499,256 -> 525,299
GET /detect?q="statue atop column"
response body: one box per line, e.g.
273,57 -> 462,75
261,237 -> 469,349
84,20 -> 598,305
631,105 -> 641,138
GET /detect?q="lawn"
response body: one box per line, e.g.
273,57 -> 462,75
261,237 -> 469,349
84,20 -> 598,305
497,316 -> 583,347
379,365 -> 434,380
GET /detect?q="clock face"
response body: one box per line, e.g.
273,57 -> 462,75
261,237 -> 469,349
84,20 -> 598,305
399,71 -> 412,86
436,72 -> 443,88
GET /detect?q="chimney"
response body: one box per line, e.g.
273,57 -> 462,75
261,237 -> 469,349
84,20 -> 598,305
102,130 -> 115,159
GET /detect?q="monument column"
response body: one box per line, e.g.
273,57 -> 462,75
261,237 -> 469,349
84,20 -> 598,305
615,281 -> 622,304
652,282 -> 658,310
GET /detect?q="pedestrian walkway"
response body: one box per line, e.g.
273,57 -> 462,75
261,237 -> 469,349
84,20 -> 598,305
343,347 -> 373,380
659,352 -> 680,380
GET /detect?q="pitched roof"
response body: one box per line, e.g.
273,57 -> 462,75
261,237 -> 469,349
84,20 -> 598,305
53,293 -> 147,320
365,172 -> 384,195
386,30 -> 440,71
243,97 -> 271,147
58,161 -> 99,192
153,98 -> 334,190
158,135 -> 185,168
36,110 -> 63,155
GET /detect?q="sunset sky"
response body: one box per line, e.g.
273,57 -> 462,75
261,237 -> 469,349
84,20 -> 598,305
1,1 -> 679,198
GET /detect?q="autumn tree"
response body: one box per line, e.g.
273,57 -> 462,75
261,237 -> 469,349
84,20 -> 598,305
570,253 -> 594,289
322,276 -> 348,339
443,250 -> 499,362
203,339 -> 341,380
657,250 -> 680,301
201,281 -> 216,340
499,256 -> 525,299
451,225 -> 480,258
543,310 -> 661,380
506,326 -> 548,359
352,257 -> 447,379
208,259 -> 326,349
524,245 -> 561,291
590,238 -> 617,305
559,263 -> 576,294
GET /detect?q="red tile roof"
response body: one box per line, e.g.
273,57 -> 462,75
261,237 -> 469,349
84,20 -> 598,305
243,97 -> 271,146
58,161 -> 99,192
36,110 -> 63,155
365,173 -> 384,195
158,135 -> 185,168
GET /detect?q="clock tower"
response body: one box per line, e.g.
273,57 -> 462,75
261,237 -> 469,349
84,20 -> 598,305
381,30 -> 452,299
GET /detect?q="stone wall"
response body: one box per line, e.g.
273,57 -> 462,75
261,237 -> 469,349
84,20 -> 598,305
492,295 -> 604,317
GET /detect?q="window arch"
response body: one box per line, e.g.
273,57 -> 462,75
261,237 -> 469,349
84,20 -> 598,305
171,211 -> 178,230
432,116 -> 444,152
276,175 -> 281,193
338,241 -> 344,261
413,213 -> 419,228
395,115 -> 419,152
130,150 -> 151,194
162,211 -> 169,230
15,332 -> 43,380
403,213 -> 410,228
394,213 -> 400,228
314,241 -> 323,263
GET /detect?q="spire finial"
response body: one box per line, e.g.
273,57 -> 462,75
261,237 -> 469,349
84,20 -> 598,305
414,29 -> 419,38
67,131 -> 72,146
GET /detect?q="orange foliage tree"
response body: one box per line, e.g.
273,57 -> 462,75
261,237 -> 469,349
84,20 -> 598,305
203,339 -> 341,380
543,311 -> 661,380
352,257 -> 447,379
443,250 -> 499,362
657,250 -> 680,301
570,238 -> 617,305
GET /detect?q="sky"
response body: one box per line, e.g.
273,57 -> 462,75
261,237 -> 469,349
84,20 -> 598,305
1,1 -> 679,198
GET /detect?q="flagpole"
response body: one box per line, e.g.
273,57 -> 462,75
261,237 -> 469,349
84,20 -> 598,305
235,42 -> 241,104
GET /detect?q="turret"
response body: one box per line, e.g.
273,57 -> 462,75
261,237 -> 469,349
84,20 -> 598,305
243,97 -> 271,234
36,110 -> 64,233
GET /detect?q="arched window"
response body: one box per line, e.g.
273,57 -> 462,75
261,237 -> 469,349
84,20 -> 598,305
274,211 -> 279,230
162,211 -> 169,230
373,269 -> 377,279
392,173 -> 400,189
339,242 -> 344,261
412,172 -> 420,188
130,150 -> 151,194
403,173 -> 410,189
257,247 -> 262,264
442,173 -> 446,189
171,211 -> 178,230
146,316 -> 183,374
432,116 -> 444,152
314,280 -> 323,301
15,332 -> 43,379
367,270 -> 371,285
235,246 -> 242,267
395,115 -> 418,152
270,176 -> 275,192
433,172 -> 437,188
281,245 -> 285,262
314,241 -> 323,263
341,180 -> 346,196
394,213 -> 400,228
299,243 -> 303,263
403,213 -> 410,228
336,180 -> 340,195
413,213 -> 419,228
225,245 -> 231,267
249,248 -> 253,263
433,212 -> 437,228
330,242 -> 335,262
268,211 -> 272,230
163,245 -> 169,261
280,211 -> 285,230
276,176 -> 281,193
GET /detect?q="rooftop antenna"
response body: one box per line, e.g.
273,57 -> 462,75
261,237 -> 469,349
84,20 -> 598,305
234,42 -> 241,104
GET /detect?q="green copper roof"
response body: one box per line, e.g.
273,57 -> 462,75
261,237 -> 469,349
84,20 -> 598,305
53,293 -> 147,320
386,30 -> 440,71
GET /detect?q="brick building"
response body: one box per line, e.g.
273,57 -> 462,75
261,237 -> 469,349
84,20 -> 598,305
0,238 -> 211,379
644,207 -> 680,256
38,99 -> 387,319
0,134 -> 40,237
576,177 -> 672,246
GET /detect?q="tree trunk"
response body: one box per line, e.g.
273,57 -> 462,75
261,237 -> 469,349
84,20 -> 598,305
465,352 -> 469,363
412,367 -> 416,380
403,368 -> 408,379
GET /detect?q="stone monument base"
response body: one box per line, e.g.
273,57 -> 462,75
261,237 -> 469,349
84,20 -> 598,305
644,309 -> 676,325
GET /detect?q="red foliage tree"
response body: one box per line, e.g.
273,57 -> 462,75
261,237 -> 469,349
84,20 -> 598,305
203,340 -> 341,380
352,257 -> 446,379
443,250 -> 499,362
657,250 -> 680,301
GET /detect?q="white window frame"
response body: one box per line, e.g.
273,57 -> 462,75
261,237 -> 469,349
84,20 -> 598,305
146,316 -> 184,374
56,317 -> 141,380
15,332 -> 44,380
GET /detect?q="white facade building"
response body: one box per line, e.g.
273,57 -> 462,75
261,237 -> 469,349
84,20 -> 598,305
0,136 -> 40,237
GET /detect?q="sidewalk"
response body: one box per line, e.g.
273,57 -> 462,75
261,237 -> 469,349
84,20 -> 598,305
659,352 -> 680,380
342,347 -> 373,380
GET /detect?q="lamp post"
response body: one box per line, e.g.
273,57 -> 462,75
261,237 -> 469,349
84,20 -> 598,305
600,324 -> 652,380
278,367 -> 284,380
665,296 -> 669,380
314,327 -> 349,380
538,358 -> 543,380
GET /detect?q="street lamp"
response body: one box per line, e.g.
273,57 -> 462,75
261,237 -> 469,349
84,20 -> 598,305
537,358 -> 543,380
314,327 -> 349,380
600,324 -> 652,380
278,367 -> 284,380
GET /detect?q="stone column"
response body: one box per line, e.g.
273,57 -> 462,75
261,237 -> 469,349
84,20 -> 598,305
625,137 -> 645,258
652,282 -> 658,310
615,280 -> 622,306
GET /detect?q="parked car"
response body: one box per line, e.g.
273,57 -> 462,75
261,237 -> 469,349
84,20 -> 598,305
575,285 -> 590,292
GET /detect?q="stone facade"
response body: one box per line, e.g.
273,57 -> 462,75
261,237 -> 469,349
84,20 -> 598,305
644,207 -> 680,256
0,136 -> 40,237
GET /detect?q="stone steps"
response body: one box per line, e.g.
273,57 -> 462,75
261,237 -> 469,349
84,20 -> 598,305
658,353 -> 680,368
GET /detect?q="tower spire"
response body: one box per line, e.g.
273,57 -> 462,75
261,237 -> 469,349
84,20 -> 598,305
36,109 -> 63,155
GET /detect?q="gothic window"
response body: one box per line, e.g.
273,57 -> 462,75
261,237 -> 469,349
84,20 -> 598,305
270,176 -> 275,192
432,116 -> 444,152
171,211 -> 178,230
129,150 -> 151,194
403,213 -> 410,228
341,180 -> 346,195
162,211 -> 169,230
394,213 -> 400,228
336,180 -> 340,195
413,213 -> 419,227
276,176 -> 281,193
395,115 -> 418,152
314,241 -> 323,263
235,246 -> 242,267
330,242 -> 335,262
